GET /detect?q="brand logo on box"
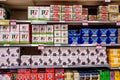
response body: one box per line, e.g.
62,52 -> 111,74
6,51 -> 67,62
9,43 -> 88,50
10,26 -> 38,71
30,10 -> 38,15
42,10 -> 49,15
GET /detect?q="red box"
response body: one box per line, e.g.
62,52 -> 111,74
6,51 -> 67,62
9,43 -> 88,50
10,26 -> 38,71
45,68 -> 54,73
46,73 -> 54,80
30,73 -> 38,80
16,74 -> 24,80
24,74 -> 30,80
18,69 -> 31,74
55,69 -> 64,78
38,73 -> 45,80
31,68 -> 38,73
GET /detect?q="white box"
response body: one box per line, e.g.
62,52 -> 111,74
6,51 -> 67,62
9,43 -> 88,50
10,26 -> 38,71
39,34 -> 46,44
9,57 -> 19,66
60,47 -> 70,56
51,47 -> 60,56
9,47 -> 20,57
54,38 -> 61,44
61,38 -> 68,44
1,32 -> 10,43
88,47 -> 97,55
39,25 -> 47,34
39,56 -> 50,66
46,34 -> 54,44
32,34 -> 40,44
88,54 -> 98,65
50,56 -> 60,65
46,25 -> 53,34
39,7 -> 50,20
20,24 -> 29,32
21,55 -> 31,66
97,56 -> 107,64
79,47 -> 88,56
61,25 -> 68,31
97,47 -> 106,56
54,24 -> 61,30
41,47 -> 52,56
28,6 -> 39,20
20,32 -> 30,44
70,47 -> 80,55
1,25 -> 10,32
32,25 -> 40,34
9,32 -> 19,44
0,48 -> 9,57
61,31 -> 68,37
69,55 -> 78,65
79,55 -> 88,65
10,24 -> 19,32
0,8 -> 5,19
31,55 -> 41,66
60,56 -> 69,65
0,57 -> 8,66
54,31 -> 61,37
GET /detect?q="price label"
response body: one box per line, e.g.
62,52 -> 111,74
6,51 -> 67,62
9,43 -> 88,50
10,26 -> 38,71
31,20 -> 47,24
59,21 -> 65,23
38,44 -> 44,50
96,44 -> 102,49
0,20 -> 9,25
82,20 -> 88,26
10,20 -> 16,25
54,44 -> 61,46
4,44 -> 10,46
116,21 -> 120,26
62,65 -> 68,68
105,0 -> 111,2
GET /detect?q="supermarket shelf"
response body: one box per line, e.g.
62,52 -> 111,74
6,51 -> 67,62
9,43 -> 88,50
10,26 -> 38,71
110,67 -> 120,70
0,64 -> 109,69
16,20 -> 31,23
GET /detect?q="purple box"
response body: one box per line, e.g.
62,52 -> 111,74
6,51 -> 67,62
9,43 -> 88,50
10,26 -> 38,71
110,71 -> 114,80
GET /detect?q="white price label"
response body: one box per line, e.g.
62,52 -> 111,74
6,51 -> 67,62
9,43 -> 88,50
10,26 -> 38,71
59,21 -> 65,23
31,20 -> 47,24
116,21 -> 120,26
62,65 -> 68,68
4,44 -> 10,46
105,0 -> 111,2
54,44 -> 61,46
82,20 -> 88,26
96,44 -> 102,49
10,20 -> 16,25
38,44 -> 44,50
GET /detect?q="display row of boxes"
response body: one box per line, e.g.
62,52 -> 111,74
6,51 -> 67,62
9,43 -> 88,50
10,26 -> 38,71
0,24 -> 30,44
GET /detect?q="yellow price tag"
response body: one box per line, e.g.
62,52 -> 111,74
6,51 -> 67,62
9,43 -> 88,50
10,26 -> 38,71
0,20 -> 9,25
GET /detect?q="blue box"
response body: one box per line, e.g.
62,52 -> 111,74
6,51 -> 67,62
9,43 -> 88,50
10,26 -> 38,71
68,37 -> 80,44
80,28 -> 91,37
89,37 -> 100,44
99,28 -> 109,37
81,37 -> 90,44
68,30 -> 80,37
90,29 -> 100,37
109,37 -> 117,44
108,28 -> 117,36
100,37 -> 109,44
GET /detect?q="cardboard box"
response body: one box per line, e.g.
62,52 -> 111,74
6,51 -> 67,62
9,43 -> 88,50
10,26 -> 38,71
88,54 -> 98,65
79,55 -> 88,65
32,34 -> 40,44
55,69 -> 64,78
38,73 -> 45,80
28,6 -> 39,20
61,13 -> 72,21
39,56 -> 50,66
60,56 -> 69,65
41,47 -> 52,56
51,47 -> 60,56
97,56 -> 107,64
9,57 -> 19,66
69,55 -> 78,65
82,15 -> 88,20
118,36 -> 120,44
61,31 -> 68,37
0,8 -> 5,19
60,47 -> 70,56
118,28 -> 120,36
70,47 -> 80,55
109,13 -> 119,21
46,34 -> 54,44
98,6 -> 108,14
31,55 -> 41,66
50,56 -> 60,65
50,13 -> 61,21
21,55 -> 31,66
32,25 -> 40,34
62,5 -> 72,13
89,15 -> 97,21
9,47 -> 20,57
72,5 -> 82,13
61,24 -> 68,31
82,8 -> 88,15
54,24 -> 61,31
9,32 -> 19,44
20,24 -> 29,32
30,73 -> 38,80
46,25 -> 53,34
46,73 -> 54,80
50,5 -> 61,13
114,71 -> 120,80
39,7 -> 50,20
108,5 -> 119,13
97,13 -> 108,21
72,13 -> 82,21
54,31 -> 61,37
0,57 -> 8,66
39,25 -> 47,34
1,32 -> 10,44
0,47 -> 9,57
10,24 -> 19,32
39,34 -> 46,44
61,38 -> 68,44
20,32 -> 30,44
54,38 -> 61,44
1,25 -> 10,32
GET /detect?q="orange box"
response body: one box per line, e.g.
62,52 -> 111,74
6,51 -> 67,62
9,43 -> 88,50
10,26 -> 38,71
55,69 -> 64,78
38,73 -> 45,80
46,73 -> 54,80
30,73 -> 38,80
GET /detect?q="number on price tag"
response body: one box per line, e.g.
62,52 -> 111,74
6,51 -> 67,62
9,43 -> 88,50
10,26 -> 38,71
38,44 -> 44,50
116,21 -> 120,26
10,20 -> 16,25
96,44 -> 102,49
82,20 -> 88,26
105,0 -> 111,2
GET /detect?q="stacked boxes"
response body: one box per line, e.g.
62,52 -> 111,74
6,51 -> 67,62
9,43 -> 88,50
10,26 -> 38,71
55,69 -> 64,80
54,24 -> 68,44
97,6 -> 108,21
89,15 -> 97,21
82,8 -> 88,20
108,5 -> 119,21
99,69 -> 110,80
72,5 -> 82,21
45,68 -> 55,80
50,5 -> 61,21
32,25 -> 54,44
107,48 -> 120,67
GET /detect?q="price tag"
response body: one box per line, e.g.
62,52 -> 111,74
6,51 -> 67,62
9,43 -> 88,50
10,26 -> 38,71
62,65 -> 68,68
96,44 -> 102,49
31,20 -> 47,24
59,21 -> 65,23
54,44 -> 61,46
82,20 -> 88,26
10,20 -> 16,25
4,44 -> 10,46
105,0 -> 111,2
0,20 -> 9,25
116,21 -> 120,26
38,44 -> 44,50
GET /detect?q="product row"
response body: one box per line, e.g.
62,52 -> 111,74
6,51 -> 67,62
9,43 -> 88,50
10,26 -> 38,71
0,68 -> 119,80
28,4 -> 120,21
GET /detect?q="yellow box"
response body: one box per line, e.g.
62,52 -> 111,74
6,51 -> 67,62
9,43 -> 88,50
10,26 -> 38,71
107,49 -> 120,57
109,63 -> 120,67
109,13 -> 119,21
108,5 -> 119,13
114,71 -> 120,80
